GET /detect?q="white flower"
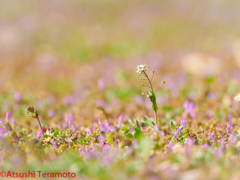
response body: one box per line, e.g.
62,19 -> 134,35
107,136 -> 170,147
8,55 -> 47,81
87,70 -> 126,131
136,64 -> 146,74
234,93 -> 240,101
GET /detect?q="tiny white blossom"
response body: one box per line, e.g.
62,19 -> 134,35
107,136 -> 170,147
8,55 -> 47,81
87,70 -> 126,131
136,64 -> 146,74
234,93 -> 240,101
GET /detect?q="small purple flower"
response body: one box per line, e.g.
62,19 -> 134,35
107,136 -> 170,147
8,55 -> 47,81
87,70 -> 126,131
72,125 -> 75,133
183,101 -> 196,118
98,119 -> 101,124
131,139 -> 137,147
180,118 -> 186,129
160,130 -> 165,138
218,147 -> 223,157
174,134 -> 179,141
0,119 -> 3,124
99,136 -> 105,148
186,138 -> 194,147
229,133 -> 235,143
100,124 -> 106,133
155,124 -> 159,132
228,114 -> 232,122
207,133 -> 214,140
102,144 -> 110,152
220,138 -> 225,147
169,142 -> 174,152
96,99 -> 106,108
0,128 -> 5,136
203,142 -> 209,150
68,118 -> 73,130
86,127 -> 92,136
94,122 -> 96,131
11,118 -> 16,125
98,79 -> 105,91
105,120 -> 109,129
63,122 -> 68,128
117,115 -> 123,128
47,109 -> 55,118
109,126 -> 113,132
226,123 -> 232,133
14,91 -> 22,102
176,127 -> 183,135
36,128 -> 43,139
5,110 -> 11,123
51,140 -> 58,149
135,95 -> 143,105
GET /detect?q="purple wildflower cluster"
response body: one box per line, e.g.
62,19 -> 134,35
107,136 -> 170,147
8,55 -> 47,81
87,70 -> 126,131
183,101 -> 196,118
180,118 -> 186,129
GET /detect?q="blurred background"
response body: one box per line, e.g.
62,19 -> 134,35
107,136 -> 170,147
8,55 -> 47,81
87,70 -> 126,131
1,0 -> 240,126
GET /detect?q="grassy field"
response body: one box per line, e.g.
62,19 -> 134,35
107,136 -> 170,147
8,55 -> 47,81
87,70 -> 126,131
1,0 -> 240,179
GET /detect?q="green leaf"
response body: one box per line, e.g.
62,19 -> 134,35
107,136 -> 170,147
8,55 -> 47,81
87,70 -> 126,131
170,121 -> 175,133
142,115 -> 155,129
106,132 -> 114,143
162,106 -> 172,111
126,133 -> 134,138
147,90 -> 158,112
132,128 -> 144,141
136,120 -> 141,129
205,76 -> 216,84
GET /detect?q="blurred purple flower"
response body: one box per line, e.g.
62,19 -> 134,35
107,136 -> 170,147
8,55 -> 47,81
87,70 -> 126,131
183,101 -> 197,118
228,114 -> 232,122
131,139 -> 137,147
0,119 -> 2,124
117,115 -> 123,128
186,138 -> 194,147
98,119 -> 101,124
229,133 -> 235,143
5,110 -> 11,123
135,95 -> 143,105
63,95 -> 74,106
109,126 -> 113,132
155,124 -> 159,132
86,127 -> 92,136
47,109 -> 55,118
207,133 -> 214,140
98,79 -> 105,91
94,122 -> 96,131
220,138 -> 225,147
100,124 -> 106,133
160,130 -> 165,138
174,134 -> 179,141
169,142 -> 174,152
102,144 -> 110,153
105,120 -> 109,129
63,122 -> 68,128
175,127 -> 183,135
203,142 -> 209,150
72,125 -> 75,133
11,118 -> 16,125
99,136 -> 105,148
14,91 -> 22,102
0,128 -> 5,136
96,99 -> 106,108
51,140 -> 58,149
180,118 -> 186,129
36,128 -> 43,139
226,123 -> 232,133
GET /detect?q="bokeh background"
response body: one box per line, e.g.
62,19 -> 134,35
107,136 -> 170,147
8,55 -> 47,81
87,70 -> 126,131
1,0 -> 240,126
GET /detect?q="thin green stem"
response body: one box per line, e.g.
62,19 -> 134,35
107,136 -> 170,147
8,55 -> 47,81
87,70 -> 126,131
143,70 -> 158,124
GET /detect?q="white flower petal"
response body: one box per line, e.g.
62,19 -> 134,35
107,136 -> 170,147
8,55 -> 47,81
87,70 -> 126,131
234,93 -> 240,101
